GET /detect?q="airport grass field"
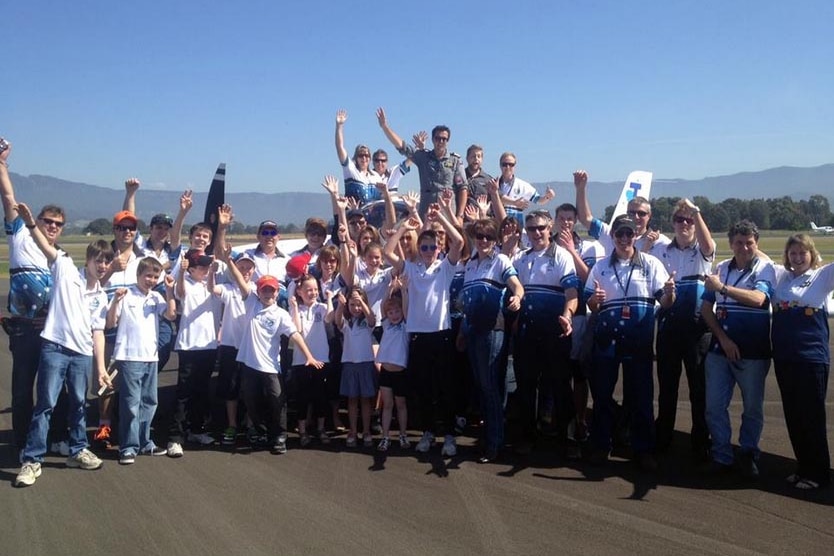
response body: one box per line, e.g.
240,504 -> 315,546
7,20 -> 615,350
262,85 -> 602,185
2,231 -> 833,279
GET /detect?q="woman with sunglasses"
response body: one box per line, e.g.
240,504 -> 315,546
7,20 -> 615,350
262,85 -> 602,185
585,215 -> 675,471
653,199 -> 715,461
460,219 -> 524,463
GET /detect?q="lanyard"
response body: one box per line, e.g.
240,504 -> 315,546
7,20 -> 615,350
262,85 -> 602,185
613,258 -> 637,298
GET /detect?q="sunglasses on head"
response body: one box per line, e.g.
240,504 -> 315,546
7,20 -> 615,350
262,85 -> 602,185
420,244 -> 439,252
114,224 -> 137,232
474,233 -> 495,241
674,215 -> 694,225
40,217 -> 65,228
614,228 -> 635,239
260,229 -> 278,237
627,209 -> 649,218
525,225 -> 548,233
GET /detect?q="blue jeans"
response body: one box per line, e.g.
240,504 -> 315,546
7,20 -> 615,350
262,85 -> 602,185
118,361 -> 159,456
21,340 -> 91,463
704,352 -> 769,465
8,320 -> 43,447
467,329 -> 506,454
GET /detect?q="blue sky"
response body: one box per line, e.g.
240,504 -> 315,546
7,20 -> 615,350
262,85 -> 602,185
3,1 -> 833,194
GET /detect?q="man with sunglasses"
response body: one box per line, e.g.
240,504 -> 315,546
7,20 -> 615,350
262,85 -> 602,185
574,170 -> 670,255
512,210 -> 579,455
1,140 -> 70,449
377,107 -> 467,219
585,215 -> 675,470
498,153 -> 555,228
653,199 -> 716,461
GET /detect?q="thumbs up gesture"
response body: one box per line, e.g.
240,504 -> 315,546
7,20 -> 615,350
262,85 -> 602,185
664,271 -> 677,297
593,279 -> 606,305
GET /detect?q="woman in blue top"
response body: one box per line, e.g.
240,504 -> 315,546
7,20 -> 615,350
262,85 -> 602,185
771,234 -> 834,490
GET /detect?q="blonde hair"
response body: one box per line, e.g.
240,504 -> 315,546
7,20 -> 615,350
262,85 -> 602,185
783,233 -> 821,271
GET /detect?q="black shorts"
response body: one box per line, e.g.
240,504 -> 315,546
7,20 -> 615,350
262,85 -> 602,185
378,368 -> 409,398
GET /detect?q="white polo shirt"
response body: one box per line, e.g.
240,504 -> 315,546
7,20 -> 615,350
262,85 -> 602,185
403,257 -> 457,333
236,295 -> 297,374
175,273 -> 221,351
41,256 -> 108,356
113,285 -> 170,362
341,317 -> 375,363
217,282 -> 256,349
376,319 -> 409,368
354,266 -> 393,323
291,302 -> 330,365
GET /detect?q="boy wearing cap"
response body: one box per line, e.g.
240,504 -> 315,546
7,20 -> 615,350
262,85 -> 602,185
171,248 -> 222,448
245,220 -> 290,283
210,252 -> 257,444
585,215 -> 676,470
106,257 -> 177,464
216,205 -> 324,453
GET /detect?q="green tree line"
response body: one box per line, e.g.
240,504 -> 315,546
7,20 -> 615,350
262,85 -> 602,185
604,194 -> 833,233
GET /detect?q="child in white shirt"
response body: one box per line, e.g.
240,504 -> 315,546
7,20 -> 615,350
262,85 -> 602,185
107,257 -> 177,464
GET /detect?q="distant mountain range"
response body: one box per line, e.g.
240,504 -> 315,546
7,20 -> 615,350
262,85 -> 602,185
8,164 -> 834,228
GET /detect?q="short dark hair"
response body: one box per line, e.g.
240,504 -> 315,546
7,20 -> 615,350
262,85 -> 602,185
189,222 -> 213,239
86,240 -> 114,262
417,230 -> 437,244
431,125 -> 451,139
38,204 -> 65,220
555,203 -> 578,217
728,219 -> 759,242
137,256 -> 163,277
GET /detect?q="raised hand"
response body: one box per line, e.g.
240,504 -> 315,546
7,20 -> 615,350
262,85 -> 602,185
573,170 -> 588,188
463,204 -> 480,222
217,241 -> 233,262
426,203 -> 440,222
543,186 -> 556,202
124,177 -> 140,194
413,130 -> 428,150
180,190 -> 193,213
335,109 -> 348,125
375,107 -> 387,128
321,175 -> 340,197
109,253 -> 129,273
217,204 -> 233,228
345,197 -> 360,210
15,202 -> 34,226
403,191 -> 420,212
475,195 -> 490,216
337,224 -> 348,242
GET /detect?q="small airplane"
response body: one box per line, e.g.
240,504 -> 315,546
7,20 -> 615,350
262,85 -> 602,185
810,222 -> 834,235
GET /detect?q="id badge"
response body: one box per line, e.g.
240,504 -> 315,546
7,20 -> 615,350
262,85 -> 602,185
621,305 -> 631,320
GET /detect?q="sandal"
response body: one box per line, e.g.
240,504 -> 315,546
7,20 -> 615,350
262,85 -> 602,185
795,478 -> 821,490
785,473 -> 801,484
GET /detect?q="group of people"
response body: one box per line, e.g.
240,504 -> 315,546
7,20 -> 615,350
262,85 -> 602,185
2,110 -> 832,492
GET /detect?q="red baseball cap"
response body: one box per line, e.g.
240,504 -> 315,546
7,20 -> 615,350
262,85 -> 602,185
113,210 -> 138,226
256,275 -> 280,291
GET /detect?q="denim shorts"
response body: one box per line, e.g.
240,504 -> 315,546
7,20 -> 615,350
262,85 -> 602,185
340,361 -> 377,398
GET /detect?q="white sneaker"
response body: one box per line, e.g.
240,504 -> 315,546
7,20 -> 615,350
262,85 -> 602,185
166,441 -> 184,458
415,431 -> 434,453
187,431 -> 216,445
441,435 -> 457,457
50,440 -> 70,456
15,462 -> 42,487
66,448 -> 103,470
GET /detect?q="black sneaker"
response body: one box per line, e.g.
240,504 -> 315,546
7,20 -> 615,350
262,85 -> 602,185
738,452 -> 759,479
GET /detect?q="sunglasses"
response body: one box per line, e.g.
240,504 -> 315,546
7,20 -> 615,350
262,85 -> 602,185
40,217 -> 65,228
420,244 -> 439,252
306,229 -> 326,237
356,153 -> 370,158
501,162 -> 516,168
373,158 -> 387,163
627,210 -> 649,218
674,216 -> 694,225
525,225 -> 548,233
114,224 -> 137,232
433,136 -> 449,142
614,229 -> 635,239
474,233 -> 496,242
260,229 -> 278,237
